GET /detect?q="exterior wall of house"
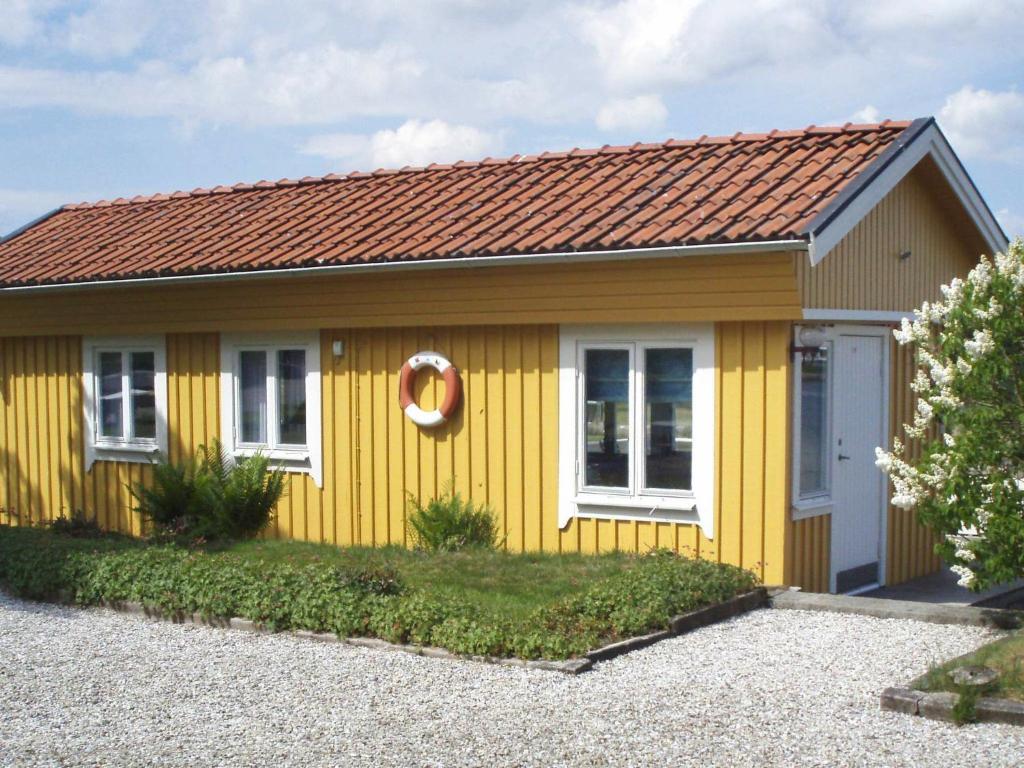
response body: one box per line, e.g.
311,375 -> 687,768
787,160 -> 985,590
0,319 -> 793,586
788,514 -> 830,594
0,252 -> 802,337
887,338 -> 942,583
795,160 -> 985,312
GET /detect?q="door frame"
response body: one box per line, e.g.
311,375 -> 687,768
791,322 -> 891,593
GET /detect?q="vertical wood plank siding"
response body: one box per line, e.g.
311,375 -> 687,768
791,161 -> 984,588
0,253 -> 802,337
0,336 -> 84,527
887,338 -> 942,583
0,323 -> 791,585
795,162 -> 982,312
788,515 -> 831,593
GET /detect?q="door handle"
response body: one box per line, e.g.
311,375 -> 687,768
838,453 -> 851,461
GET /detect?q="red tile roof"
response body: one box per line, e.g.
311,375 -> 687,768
0,120 -> 917,288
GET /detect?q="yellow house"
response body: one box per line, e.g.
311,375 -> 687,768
0,118 -> 1008,593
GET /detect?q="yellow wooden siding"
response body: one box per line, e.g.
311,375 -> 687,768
788,515 -> 831,593
0,253 -> 802,337
0,322 -> 792,586
887,337 -> 942,584
0,336 -> 84,527
796,162 -> 983,311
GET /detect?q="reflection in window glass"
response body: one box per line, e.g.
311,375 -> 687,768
799,348 -> 829,497
644,348 -> 693,491
98,351 -> 123,439
277,349 -> 307,446
130,352 -> 156,440
585,348 -> 630,488
239,351 -> 268,444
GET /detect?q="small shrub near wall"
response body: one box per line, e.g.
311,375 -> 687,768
131,440 -> 284,541
406,484 -> 498,551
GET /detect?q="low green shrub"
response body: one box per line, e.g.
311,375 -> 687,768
131,456 -> 212,534
0,526 -> 758,660
197,442 -> 285,540
407,484 -> 497,551
130,440 -> 284,540
49,509 -> 103,538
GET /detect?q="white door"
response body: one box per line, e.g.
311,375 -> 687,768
830,333 -> 887,593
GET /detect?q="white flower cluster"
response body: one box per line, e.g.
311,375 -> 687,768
875,241 -> 1024,587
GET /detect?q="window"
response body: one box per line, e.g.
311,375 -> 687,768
798,346 -> 830,499
791,327 -> 834,518
558,325 -> 715,537
220,332 -> 322,486
83,336 -> 168,470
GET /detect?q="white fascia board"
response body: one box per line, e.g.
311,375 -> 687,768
807,122 -> 1009,266
802,308 -> 912,323
0,240 -> 808,294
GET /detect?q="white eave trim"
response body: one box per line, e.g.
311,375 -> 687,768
802,308 -> 913,323
0,239 -> 808,294
806,120 -> 1009,266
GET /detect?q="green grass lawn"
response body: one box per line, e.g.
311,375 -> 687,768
916,631 -> 1024,702
215,539 -> 631,621
0,524 -> 758,660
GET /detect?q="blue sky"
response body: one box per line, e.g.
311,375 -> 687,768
1,0 -> 1022,239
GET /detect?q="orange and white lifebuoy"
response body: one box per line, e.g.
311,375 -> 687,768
398,351 -> 462,428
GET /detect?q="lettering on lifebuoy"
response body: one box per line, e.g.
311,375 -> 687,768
398,351 -> 462,428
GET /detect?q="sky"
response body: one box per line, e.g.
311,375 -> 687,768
1,0 -> 1022,239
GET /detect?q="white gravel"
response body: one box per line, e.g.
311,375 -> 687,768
2,594 -> 1022,768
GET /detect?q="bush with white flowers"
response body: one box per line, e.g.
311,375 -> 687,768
875,239 -> 1024,590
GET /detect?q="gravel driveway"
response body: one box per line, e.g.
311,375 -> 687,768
2,593 -> 1022,767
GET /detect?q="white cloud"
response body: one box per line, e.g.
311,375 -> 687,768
0,0 -> 53,46
849,105 -> 881,123
595,94 -> 667,132
300,119 -> 503,170
572,0 -> 832,90
63,0 -> 155,58
997,208 -> 1024,239
939,85 -> 1024,162
0,45 -> 425,126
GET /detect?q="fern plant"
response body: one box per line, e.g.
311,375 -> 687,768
130,455 -> 214,534
199,440 -> 285,540
407,483 -> 498,551
130,440 -> 284,540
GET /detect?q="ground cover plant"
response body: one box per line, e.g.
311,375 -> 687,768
915,631 -> 1024,705
0,524 -> 757,660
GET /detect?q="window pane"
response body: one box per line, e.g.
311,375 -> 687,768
584,349 -> 629,488
98,351 -> 123,439
277,349 -> 307,446
799,349 -> 829,496
644,348 -> 693,491
239,351 -> 268,444
130,351 -> 156,440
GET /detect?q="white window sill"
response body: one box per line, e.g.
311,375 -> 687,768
231,448 -> 313,477
572,494 -> 700,525
791,497 -> 833,520
89,442 -> 161,466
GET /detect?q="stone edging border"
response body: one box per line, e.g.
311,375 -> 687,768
881,687 -> 1024,726
88,587 -> 768,675
770,589 -> 1024,629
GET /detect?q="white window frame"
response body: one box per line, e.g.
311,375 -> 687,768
219,331 -> 322,487
791,328 -> 835,520
558,324 -> 715,538
82,335 -> 168,471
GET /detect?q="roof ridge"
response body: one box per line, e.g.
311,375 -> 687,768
58,119 -> 917,210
